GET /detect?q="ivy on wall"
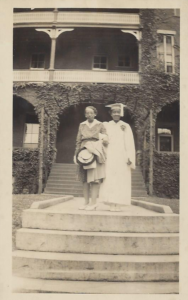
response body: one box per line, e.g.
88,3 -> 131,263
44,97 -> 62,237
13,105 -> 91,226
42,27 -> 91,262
153,151 -> 179,198
13,9 -> 180,197
13,148 -> 39,194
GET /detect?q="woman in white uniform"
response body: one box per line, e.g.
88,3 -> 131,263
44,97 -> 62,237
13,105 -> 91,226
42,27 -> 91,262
99,103 -> 136,211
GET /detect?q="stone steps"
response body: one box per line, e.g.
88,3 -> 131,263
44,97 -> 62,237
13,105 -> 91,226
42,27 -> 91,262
44,188 -> 148,197
46,182 -> 146,189
13,197 -> 179,293
12,277 -> 179,294
44,163 -> 148,197
16,228 -> 179,255
13,250 -> 179,282
22,209 -> 179,233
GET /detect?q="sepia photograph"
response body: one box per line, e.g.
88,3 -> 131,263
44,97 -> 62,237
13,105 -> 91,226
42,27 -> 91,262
10,3 -> 180,295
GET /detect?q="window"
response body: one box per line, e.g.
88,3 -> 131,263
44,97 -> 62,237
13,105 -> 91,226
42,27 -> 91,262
31,53 -> 45,69
23,123 -> 39,148
157,31 -> 175,73
118,56 -> 131,67
158,128 -> 173,152
93,56 -> 107,70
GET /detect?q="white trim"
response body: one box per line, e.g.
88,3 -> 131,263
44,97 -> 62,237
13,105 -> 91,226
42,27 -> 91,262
157,30 -> 176,35
92,55 -> 108,71
158,134 -> 174,152
163,35 -> 167,72
157,34 -> 175,74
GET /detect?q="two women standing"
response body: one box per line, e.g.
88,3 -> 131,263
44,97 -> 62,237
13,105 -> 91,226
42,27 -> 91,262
74,103 -> 135,211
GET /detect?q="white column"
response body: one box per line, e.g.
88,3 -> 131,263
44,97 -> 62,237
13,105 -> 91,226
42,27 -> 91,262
36,28 -> 74,80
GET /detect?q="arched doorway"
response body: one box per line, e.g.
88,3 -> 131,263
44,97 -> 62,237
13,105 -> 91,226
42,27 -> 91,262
13,96 -> 39,148
56,103 -> 137,163
155,101 -> 179,152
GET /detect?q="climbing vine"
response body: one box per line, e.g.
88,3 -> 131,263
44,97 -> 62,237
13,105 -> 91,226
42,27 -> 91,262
13,9 -> 180,197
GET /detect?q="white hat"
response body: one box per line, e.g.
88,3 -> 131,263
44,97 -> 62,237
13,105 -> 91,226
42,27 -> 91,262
105,103 -> 127,117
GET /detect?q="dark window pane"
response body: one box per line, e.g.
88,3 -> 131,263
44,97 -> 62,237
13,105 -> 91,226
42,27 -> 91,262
101,57 -> 107,63
167,65 -> 173,73
100,64 -> 106,69
38,61 -> 45,68
31,61 -> 38,68
158,34 -> 163,43
166,36 -> 172,44
118,62 -> 124,66
94,57 -> 100,63
93,63 -> 100,68
32,54 -> 38,61
39,54 -> 44,60
125,57 -> 130,66
160,136 -> 172,151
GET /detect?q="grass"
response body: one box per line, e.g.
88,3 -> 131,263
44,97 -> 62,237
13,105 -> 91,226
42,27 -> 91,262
133,196 -> 179,214
12,194 -> 61,251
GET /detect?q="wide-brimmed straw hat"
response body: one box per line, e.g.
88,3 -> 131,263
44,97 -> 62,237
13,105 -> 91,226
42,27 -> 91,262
76,147 -> 96,166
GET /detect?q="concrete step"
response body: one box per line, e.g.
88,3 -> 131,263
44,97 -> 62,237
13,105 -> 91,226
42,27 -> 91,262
16,229 -> 179,255
44,187 -> 148,196
50,169 -> 144,175
46,181 -> 145,188
44,190 -> 147,197
22,209 -> 179,233
46,183 -> 146,191
13,250 -> 179,282
48,176 -> 145,184
52,164 -> 143,171
12,277 -> 179,293
14,269 -> 179,282
44,190 -> 83,197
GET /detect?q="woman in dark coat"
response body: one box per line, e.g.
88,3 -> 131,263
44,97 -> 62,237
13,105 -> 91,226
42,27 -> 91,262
74,106 -> 108,211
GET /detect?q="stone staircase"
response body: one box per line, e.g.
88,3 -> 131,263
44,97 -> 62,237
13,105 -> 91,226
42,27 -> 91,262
44,163 -> 148,197
13,198 -> 179,294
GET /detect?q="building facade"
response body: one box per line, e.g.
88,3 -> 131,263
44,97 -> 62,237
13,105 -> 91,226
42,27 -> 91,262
13,8 -> 180,198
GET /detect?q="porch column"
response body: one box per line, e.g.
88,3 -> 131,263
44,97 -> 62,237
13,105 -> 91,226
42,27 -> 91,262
143,130 -> 147,181
36,28 -> 74,81
38,106 -> 44,194
136,129 -> 143,166
138,40 -> 142,72
149,109 -> 154,195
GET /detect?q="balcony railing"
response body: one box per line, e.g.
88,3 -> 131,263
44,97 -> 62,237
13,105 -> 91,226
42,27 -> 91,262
13,12 -> 140,28
13,70 -> 140,84
13,12 -> 54,24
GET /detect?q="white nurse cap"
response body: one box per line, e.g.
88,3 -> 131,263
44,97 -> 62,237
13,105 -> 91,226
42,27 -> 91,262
105,103 -> 127,117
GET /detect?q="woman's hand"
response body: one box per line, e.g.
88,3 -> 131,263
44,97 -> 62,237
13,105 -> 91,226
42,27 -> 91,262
127,158 -> 132,166
102,140 -> 109,146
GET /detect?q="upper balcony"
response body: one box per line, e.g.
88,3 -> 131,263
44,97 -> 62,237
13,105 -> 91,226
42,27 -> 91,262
13,10 -> 140,29
13,15 -> 141,85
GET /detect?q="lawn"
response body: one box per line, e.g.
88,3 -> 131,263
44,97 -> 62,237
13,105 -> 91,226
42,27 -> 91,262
12,194 -> 61,251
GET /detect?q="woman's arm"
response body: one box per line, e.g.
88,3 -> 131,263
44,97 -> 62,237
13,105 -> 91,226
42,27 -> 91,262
100,123 -> 109,145
100,123 -> 107,135
75,124 -> 82,156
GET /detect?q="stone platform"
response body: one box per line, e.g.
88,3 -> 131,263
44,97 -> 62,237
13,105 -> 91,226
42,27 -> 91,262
13,197 -> 179,293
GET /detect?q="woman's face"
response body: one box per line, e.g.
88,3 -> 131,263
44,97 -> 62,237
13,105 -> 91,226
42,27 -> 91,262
85,108 -> 96,122
111,108 -> 121,122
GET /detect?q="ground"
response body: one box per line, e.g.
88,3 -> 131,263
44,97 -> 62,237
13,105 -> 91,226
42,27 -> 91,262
12,194 -> 179,251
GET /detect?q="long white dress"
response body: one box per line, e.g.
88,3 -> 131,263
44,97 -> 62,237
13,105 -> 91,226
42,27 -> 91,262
99,120 -> 136,205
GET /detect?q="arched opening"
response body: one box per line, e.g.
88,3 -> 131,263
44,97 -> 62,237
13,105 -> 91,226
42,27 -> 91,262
13,96 -> 39,148
155,101 -> 179,152
55,28 -> 138,71
56,103 -> 137,163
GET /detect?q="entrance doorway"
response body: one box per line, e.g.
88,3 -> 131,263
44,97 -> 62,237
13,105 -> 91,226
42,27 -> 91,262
56,103 -> 137,163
